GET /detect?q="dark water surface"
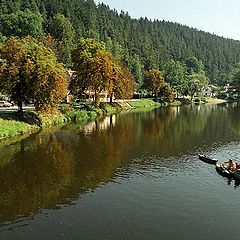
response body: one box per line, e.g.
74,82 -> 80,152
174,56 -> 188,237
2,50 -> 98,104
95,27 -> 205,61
1,103 -> 240,240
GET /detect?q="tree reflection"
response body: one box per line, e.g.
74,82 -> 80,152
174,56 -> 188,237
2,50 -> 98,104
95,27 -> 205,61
0,115 -> 136,224
1,103 -> 240,224
0,133 -> 72,223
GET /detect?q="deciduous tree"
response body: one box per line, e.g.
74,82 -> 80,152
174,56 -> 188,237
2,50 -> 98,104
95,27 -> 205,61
231,66 -> 240,97
71,38 -> 111,105
0,36 -> 67,112
143,69 -> 165,98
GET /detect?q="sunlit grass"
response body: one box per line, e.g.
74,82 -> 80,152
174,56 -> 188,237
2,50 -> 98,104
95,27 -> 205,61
127,99 -> 160,108
0,119 -> 34,139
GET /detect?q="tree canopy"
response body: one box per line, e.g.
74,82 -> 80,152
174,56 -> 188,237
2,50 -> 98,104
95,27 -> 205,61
71,38 -> 135,105
0,0 -> 240,87
0,36 -> 67,112
143,69 -> 165,98
0,9 -> 44,38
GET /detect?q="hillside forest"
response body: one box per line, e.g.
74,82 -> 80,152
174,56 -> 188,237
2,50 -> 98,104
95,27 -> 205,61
1,0 -> 240,109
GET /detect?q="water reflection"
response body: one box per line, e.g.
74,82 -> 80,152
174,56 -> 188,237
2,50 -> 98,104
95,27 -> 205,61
0,133 -> 73,223
1,103 -> 240,226
80,115 -> 116,133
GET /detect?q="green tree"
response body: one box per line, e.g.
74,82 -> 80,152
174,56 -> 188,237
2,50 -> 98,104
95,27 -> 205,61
187,73 -> 208,99
185,56 -> 205,75
231,66 -> 240,97
0,9 -> 44,38
49,13 -> 75,66
163,60 -> 188,97
160,83 -> 174,102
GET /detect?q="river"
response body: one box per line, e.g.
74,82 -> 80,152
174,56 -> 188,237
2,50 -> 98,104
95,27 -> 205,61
1,102 -> 240,240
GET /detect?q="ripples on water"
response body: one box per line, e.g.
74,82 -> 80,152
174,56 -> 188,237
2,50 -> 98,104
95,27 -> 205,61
1,104 -> 240,239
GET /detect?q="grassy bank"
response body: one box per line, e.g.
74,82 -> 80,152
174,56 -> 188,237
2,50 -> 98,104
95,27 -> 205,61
0,112 -> 39,140
127,99 -> 161,108
0,119 -> 36,140
0,99 -> 161,141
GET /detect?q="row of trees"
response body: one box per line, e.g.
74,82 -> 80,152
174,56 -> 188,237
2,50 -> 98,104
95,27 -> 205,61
0,37 -> 67,112
0,36 -> 136,112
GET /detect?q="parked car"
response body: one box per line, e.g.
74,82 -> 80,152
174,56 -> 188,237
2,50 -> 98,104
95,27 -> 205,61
0,101 -> 11,107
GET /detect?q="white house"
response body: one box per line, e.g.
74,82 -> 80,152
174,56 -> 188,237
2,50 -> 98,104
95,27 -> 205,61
201,85 -> 219,97
201,86 -> 213,97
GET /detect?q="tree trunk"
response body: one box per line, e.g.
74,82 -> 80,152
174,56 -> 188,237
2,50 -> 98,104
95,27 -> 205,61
110,94 -> 113,103
110,115 -> 113,127
18,100 -> 23,113
94,90 -> 100,107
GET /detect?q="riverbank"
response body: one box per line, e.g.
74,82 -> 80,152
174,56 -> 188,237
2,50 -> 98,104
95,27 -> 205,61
0,99 -> 161,141
205,97 -> 227,104
0,97 -> 227,141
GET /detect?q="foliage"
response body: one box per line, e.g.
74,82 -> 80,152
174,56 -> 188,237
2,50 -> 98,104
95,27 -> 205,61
0,9 -> 44,38
0,0 -> 239,86
113,61 -> 135,100
231,65 -> 240,96
188,73 -> 209,97
0,36 -> 68,112
163,59 -> 188,96
185,56 -> 205,75
71,38 -> 135,105
160,83 -> 174,102
143,69 -> 165,98
71,38 -> 113,106
49,13 -> 75,66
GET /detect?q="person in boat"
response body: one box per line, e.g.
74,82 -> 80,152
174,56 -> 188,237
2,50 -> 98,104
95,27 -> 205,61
235,163 -> 240,172
224,159 -> 236,171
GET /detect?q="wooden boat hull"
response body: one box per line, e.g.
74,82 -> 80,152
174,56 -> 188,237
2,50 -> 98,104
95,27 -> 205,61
199,154 -> 218,165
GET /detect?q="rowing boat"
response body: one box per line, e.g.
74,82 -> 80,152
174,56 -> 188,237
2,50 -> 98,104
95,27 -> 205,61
198,154 -> 218,165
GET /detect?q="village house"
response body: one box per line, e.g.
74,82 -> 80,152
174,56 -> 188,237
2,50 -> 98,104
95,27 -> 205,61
220,84 -> 237,99
201,85 -> 218,97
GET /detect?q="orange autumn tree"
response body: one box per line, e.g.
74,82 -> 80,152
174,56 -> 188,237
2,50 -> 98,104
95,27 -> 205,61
143,69 -> 165,99
0,36 -> 67,112
71,38 -> 112,106
113,61 -> 135,100
71,38 -> 135,105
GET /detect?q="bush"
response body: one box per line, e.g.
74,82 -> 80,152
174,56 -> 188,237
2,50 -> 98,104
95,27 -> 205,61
59,103 -> 73,114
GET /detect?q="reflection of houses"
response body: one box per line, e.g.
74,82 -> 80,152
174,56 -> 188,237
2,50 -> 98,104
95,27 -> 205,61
80,115 -> 116,133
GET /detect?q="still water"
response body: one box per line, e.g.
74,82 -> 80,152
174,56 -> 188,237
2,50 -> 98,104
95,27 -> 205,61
1,103 -> 240,240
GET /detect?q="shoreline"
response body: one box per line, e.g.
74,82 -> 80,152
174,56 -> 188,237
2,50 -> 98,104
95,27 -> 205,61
0,98 -> 229,142
0,99 -> 160,142
205,97 -> 228,104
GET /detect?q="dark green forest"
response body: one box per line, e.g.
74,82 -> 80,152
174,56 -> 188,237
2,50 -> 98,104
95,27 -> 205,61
1,0 -> 240,88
